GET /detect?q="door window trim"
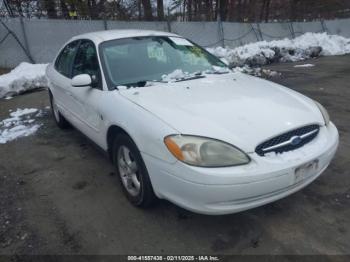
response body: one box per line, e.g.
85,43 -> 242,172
54,40 -> 80,79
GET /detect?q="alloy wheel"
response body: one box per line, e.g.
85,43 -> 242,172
117,145 -> 141,197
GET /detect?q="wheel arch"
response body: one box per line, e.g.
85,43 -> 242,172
106,125 -> 135,161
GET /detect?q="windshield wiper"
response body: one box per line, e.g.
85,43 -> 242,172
115,73 -> 206,89
207,70 -> 230,74
116,80 -> 165,89
205,68 -> 230,74
173,74 -> 206,82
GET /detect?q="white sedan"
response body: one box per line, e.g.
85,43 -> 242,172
46,30 -> 339,215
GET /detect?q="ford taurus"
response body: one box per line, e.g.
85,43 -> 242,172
46,30 -> 338,215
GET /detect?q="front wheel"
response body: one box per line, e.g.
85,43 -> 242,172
113,134 -> 156,207
49,90 -> 70,129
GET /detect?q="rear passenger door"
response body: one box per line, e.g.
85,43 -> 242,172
69,40 -> 103,141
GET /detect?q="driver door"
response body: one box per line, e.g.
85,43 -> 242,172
69,40 -> 103,141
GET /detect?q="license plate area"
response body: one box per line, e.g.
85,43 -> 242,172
294,159 -> 319,184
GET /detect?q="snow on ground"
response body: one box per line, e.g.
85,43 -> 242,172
0,108 -> 44,144
208,32 -> 350,75
294,63 -> 315,68
0,62 -> 48,99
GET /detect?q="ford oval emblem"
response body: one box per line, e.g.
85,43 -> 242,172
291,136 -> 302,146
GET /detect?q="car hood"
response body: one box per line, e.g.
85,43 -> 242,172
119,72 -> 324,153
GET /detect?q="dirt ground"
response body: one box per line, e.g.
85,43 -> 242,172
0,68 -> 10,75
0,56 -> 349,257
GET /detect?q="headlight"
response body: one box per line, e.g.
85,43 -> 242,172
164,135 -> 250,167
314,101 -> 330,126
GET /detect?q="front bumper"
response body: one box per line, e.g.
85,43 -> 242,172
143,123 -> 339,215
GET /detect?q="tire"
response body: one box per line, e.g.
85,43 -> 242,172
49,90 -> 70,129
112,133 -> 156,207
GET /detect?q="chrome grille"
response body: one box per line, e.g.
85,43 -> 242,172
255,124 -> 320,156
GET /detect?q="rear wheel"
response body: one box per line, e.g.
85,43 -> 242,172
112,134 -> 156,207
49,90 -> 70,129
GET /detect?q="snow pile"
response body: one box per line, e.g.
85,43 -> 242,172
0,108 -> 43,144
205,66 -> 231,74
208,33 -> 350,68
161,69 -> 206,82
161,67 -> 230,82
234,66 -> 281,78
0,62 -> 48,99
162,69 -> 188,82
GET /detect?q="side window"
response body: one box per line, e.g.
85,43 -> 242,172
72,40 -> 101,89
55,41 -> 79,78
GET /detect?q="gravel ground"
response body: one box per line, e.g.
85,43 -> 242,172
0,56 -> 349,258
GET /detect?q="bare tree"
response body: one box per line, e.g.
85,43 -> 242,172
157,0 -> 164,20
141,0 -> 153,20
2,0 -> 350,22
41,0 -> 57,18
264,0 -> 270,22
187,0 -> 192,20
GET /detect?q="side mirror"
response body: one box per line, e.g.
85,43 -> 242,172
71,74 -> 92,87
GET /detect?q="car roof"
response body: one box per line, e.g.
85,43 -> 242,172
70,29 -> 180,43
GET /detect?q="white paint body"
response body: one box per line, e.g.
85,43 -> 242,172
46,30 -> 339,215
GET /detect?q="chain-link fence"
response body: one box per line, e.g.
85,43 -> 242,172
1,17 -> 350,68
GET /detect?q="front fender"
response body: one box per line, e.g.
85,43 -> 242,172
102,91 -> 178,164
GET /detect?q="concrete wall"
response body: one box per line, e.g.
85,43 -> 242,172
0,18 -> 349,68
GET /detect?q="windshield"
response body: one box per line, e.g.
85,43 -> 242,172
99,36 -> 228,88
